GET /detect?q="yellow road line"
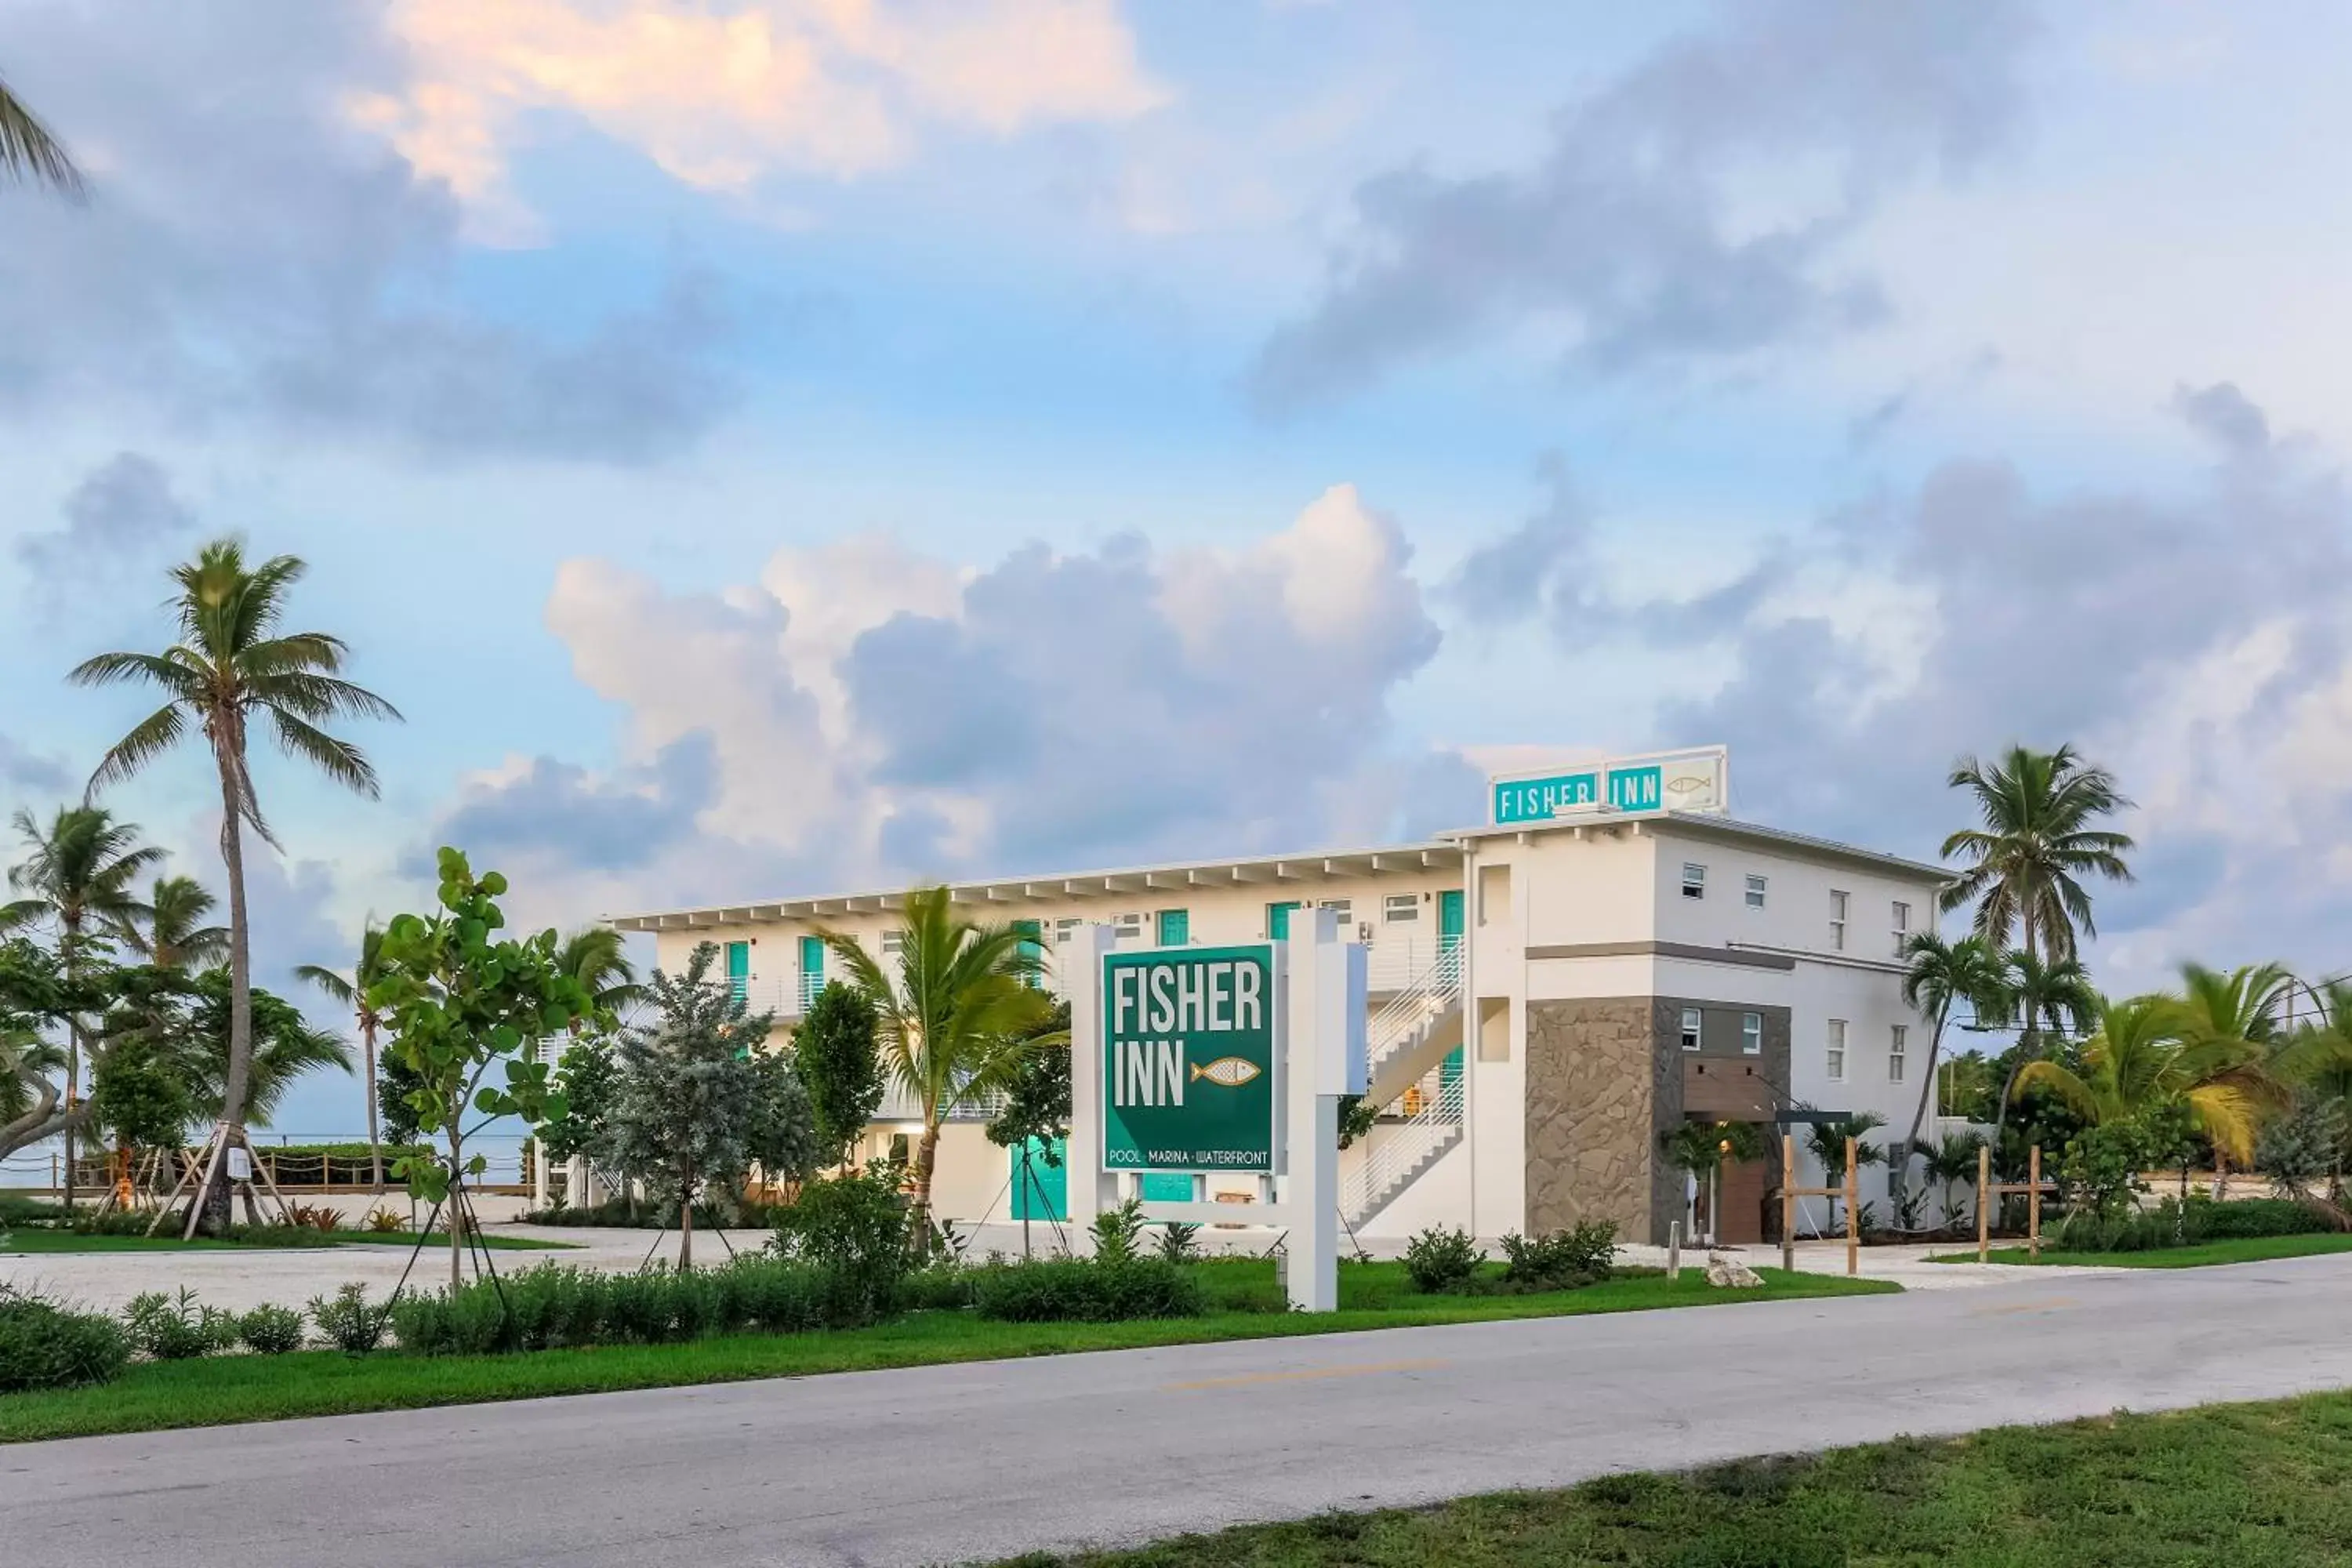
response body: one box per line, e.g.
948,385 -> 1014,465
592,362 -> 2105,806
1163,1359 -> 1449,1392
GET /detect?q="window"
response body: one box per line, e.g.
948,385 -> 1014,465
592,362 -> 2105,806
881,930 -> 906,956
1053,916 -> 1083,946
1318,898 -> 1352,924
1740,1011 -> 1762,1055
1891,901 -> 1911,956
1681,862 -> 1707,900
1680,1007 -> 1703,1051
1384,893 -> 1421,924
1827,1018 -> 1848,1083
1889,1023 -> 1907,1083
1113,912 -> 1145,938
1829,890 -> 1849,951
1744,873 -> 1766,909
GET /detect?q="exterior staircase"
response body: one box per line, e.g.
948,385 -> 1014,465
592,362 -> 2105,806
1341,946 -> 1468,1229
1363,943 -> 1465,1106
1341,1062 -> 1463,1228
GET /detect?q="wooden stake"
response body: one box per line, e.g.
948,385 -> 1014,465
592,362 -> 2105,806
1843,1135 -> 1859,1277
178,1125 -> 230,1242
2028,1144 -> 2042,1261
1781,1134 -> 1796,1275
1976,1144 -> 1991,1263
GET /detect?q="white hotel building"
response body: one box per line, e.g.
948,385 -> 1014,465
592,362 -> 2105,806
611,751 -> 1947,1247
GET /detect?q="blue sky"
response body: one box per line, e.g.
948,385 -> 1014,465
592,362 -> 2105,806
8,0 -> 2352,1134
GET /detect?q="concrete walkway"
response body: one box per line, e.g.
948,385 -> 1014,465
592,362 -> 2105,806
9,1250 -> 2351,1567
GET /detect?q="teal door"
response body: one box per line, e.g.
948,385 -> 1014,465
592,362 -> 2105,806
724,941 -> 750,1005
1438,890 -> 1465,949
797,935 -> 824,1009
1010,1137 -> 1067,1221
1140,1171 -> 1194,1202
1013,920 -> 1044,988
1156,909 -> 1189,946
1265,900 -> 1301,939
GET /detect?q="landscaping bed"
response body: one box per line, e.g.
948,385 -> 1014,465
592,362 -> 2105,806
1940,1232 -> 2352,1269
993,1391 -> 2352,1566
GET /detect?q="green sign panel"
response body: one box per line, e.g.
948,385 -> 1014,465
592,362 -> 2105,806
1102,943 -> 1276,1173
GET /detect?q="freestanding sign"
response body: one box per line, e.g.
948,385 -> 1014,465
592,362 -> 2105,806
1102,944 -> 1276,1174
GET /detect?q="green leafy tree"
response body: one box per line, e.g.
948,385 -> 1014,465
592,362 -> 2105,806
1940,743 -> 2135,964
1922,1129 -> 1987,1229
542,1029 -> 618,1168
1,805 -> 162,1206
114,876 -> 229,971
295,922 -> 392,1189
985,999 -> 1074,1256
0,68 -> 82,195
793,980 -> 883,1167
74,541 -> 399,1232
182,970 -> 352,1129
0,937 -> 83,1153
367,848 -> 586,1287
1894,931 -> 2008,1196
601,942 -> 777,1269
2270,980 -> 2352,1200
2013,992 -> 2282,1173
746,1048 -> 824,1197
90,1003 -> 197,1175
820,887 -> 1056,1242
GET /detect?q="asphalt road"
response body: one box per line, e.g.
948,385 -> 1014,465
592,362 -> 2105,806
12,1256 -> 2352,1568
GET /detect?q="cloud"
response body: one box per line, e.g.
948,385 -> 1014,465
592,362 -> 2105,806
1251,0 -> 2034,408
0,1 -> 737,461
370,0 -> 1168,231
0,735 -> 72,796
2172,379 -> 2270,457
14,452 -> 196,601
421,485 -> 1454,913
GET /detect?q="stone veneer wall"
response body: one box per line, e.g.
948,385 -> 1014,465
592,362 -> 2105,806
1525,996 -> 1792,1245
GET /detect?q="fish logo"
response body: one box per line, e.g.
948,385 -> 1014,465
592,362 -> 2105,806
1189,1056 -> 1262,1088
1666,773 -> 1712,797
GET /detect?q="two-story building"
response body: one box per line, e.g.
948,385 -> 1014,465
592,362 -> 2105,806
608,753 -> 1946,1247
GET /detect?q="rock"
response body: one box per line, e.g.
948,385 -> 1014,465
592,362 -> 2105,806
1704,1250 -> 1763,1288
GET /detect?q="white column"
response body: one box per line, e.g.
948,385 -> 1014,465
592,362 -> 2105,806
1280,906 -> 1363,1313
1065,921 -> 1120,1236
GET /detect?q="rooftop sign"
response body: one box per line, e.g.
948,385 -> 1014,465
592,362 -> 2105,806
1490,746 -> 1729,826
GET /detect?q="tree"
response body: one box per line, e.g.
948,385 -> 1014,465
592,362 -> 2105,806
542,1029 -> 619,1194
182,970 -> 352,1130
74,540 -> 400,1233
1893,932 -> 2006,1196
1940,743 -> 2134,964
554,926 -> 644,1028
89,981 -> 197,1196
114,876 -> 229,971
1802,1112 -> 1886,1233
295,922 -> 391,1190
985,999 -> 1073,1257
2270,980 -> 2352,1200
820,886 -> 1055,1242
745,1049 -> 824,1200
1657,1120 -> 1765,1245
368,848 -> 586,1287
2013,992 -> 2283,1173
793,976 -> 884,1168
0,937 -> 93,1160
2,805 -> 162,1210
0,68 -> 83,195
601,943 -> 777,1269
1921,1129 -> 1987,1229
2167,962 -> 2296,1198
1990,949 -> 2096,1148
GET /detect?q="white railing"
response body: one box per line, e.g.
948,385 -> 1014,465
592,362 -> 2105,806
1366,943 -> 1464,1082
1342,1062 -> 1463,1221
873,1083 -> 1010,1123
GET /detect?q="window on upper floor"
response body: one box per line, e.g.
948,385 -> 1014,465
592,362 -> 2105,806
1384,893 -> 1420,924
1889,1023 -> 1907,1083
1829,890 -> 1849,951
1113,912 -> 1145,938
1319,898 -> 1352,924
880,930 -> 906,956
1681,862 -> 1707,900
1054,917 -> 1083,945
1892,901 -> 1911,957
1827,1018 -> 1848,1082
1680,1007 -> 1703,1051
1741,1012 -> 1762,1055
1744,873 -> 1767,909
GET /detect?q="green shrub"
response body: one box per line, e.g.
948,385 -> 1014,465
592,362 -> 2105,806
0,1286 -> 130,1392
1156,1221 -> 1203,1265
772,1164 -> 911,1328
898,1260 -> 978,1312
1089,1197 -> 1147,1265
238,1304 -> 307,1356
387,1256 -> 844,1355
1403,1225 -> 1485,1294
309,1283 -> 389,1355
0,1196 -> 70,1229
2049,1195 -> 2335,1254
1498,1221 -> 1617,1290
123,1288 -> 238,1360
971,1258 -> 1203,1323
2192,1196 -> 2335,1240
518,1196 -> 792,1229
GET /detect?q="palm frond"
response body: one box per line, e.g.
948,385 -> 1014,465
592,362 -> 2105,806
84,702 -> 190,798
0,73 -> 85,198
265,708 -> 382,799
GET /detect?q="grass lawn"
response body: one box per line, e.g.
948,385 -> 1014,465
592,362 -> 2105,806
996,1392 -> 2352,1566
0,1262 -> 1893,1443
0,1229 -> 572,1254
1927,1232 -> 2352,1269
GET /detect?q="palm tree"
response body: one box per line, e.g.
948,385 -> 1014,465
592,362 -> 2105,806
820,887 -> 1055,1242
1894,931 -> 2007,1190
1801,1112 -> 1886,1234
2165,962 -> 2295,1197
2,806 -> 162,1209
1991,949 -> 2097,1147
1941,744 -> 2135,964
295,923 -> 390,1190
554,927 -> 644,1031
2272,981 -> 2352,1201
73,541 -> 400,1232
1922,1129 -> 1987,1231
115,875 -> 230,971
2014,993 -> 2284,1171
0,69 -> 83,196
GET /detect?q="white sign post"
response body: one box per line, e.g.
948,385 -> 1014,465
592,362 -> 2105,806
1067,907 -> 1365,1313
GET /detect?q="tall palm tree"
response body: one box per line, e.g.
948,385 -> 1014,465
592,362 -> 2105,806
114,875 -> 230,971
2,806 -> 162,1208
820,887 -> 1055,1241
1941,743 -> 2135,964
1991,948 -> 2097,1146
0,69 -> 84,196
72,541 -> 400,1232
1895,931 -> 2007,1185
295,922 -> 390,1190
2165,962 -> 2295,1196
2013,992 -> 2283,1170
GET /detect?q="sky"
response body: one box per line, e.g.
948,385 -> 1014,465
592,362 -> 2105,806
7,0 -> 2352,1136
